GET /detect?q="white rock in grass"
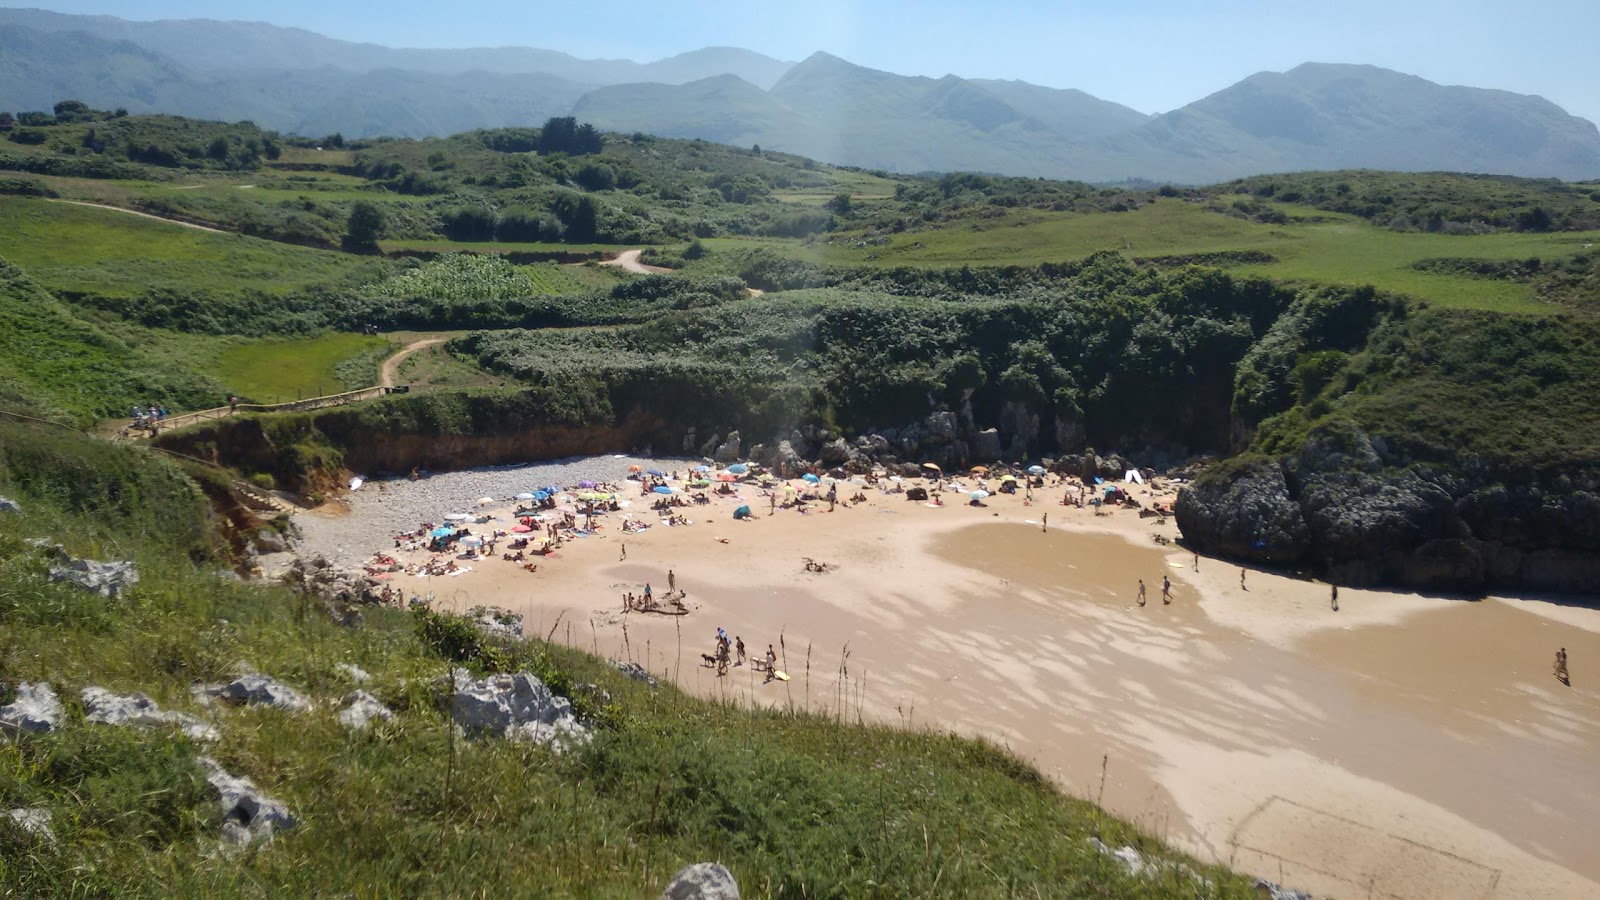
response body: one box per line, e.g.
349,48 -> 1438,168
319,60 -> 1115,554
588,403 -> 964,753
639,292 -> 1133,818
4,808 -> 53,843
47,555 -> 139,599
199,757 -> 296,845
335,663 -> 372,683
80,687 -> 219,741
450,671 -> 589,750
660,862 -> 741,900
0,683 -> 62,736
336,691 -> 393,730
205,673 -> 310,712
0,496 -> 19,513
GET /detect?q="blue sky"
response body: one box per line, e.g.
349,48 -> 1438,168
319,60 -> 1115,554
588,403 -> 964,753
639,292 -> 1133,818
17,0 -> 1600,123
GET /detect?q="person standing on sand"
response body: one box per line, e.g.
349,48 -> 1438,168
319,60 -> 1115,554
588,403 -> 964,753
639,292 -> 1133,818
1331,583 -> 1339,612
620,542 -> 627,561
1137,579 -> 1147,606
1162,576 -> 1171,604
1193,552 -> 1200,572
1042,513 -> 1048,532
668,569 -> 676,593
1555,648 -> 1569,685
1240,568 -> 1247,591
736,636 -> 746,665
643,582 -> 652,605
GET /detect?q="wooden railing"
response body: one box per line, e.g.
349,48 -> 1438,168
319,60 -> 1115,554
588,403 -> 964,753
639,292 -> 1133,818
123,385 -> 400,438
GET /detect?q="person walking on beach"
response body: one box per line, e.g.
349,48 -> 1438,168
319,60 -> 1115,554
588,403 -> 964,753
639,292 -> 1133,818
1137,579 -> 1147,606
620,542 -> 627,561
1240,568 -> 1247,591
1555,648 -> 1569,685
1162,575 -> 1172,605
1193,552 -> 1200,572
764,644 -> 778,682
1042,513 -> 1048,532
668,568 -> 676,593
736,636 -> 746,665
1331,583 -> 1339,612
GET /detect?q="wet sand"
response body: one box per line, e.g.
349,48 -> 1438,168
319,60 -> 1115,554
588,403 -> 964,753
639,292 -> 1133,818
298,468 -> 1600,897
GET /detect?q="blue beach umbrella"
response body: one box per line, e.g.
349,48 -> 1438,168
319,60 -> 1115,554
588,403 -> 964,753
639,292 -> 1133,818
727,463 -> 750,475
801,473 -> 820,484
653,486 -> 673,494
733,505 -> 752,519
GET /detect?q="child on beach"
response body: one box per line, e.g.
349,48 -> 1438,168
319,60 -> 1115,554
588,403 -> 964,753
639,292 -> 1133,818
1137,579 -> 1147,606
1555,648 -> 1569,685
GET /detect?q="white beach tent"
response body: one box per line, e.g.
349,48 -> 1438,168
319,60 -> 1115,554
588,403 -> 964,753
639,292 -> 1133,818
1124,469 -> 1144,485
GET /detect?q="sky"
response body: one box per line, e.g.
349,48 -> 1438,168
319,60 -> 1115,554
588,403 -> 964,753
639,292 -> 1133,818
15,0 -> 1600,124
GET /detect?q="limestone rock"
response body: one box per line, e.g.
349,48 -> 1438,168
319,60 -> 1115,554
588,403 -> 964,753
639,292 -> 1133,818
200,756 -> 296,845
818,438 -> 852,466
336,691 -> 393,730
923,412 -> 958,443
253,528 -> 290,555
335,663 -> 372,683
713,431 -> 742,464
612,660 -> 658,687
470,606 -> 524,639
4,808 -> 53,843
0,496 -> 19,513
81,686 -> 218,741
450,670 -> 589,750
1174,458 -> 1311,564
0,682 -> 62,736
48,555 -> 139,599
205,673 -> 310,712
971,428 -> 1003,462
660,862 -> 740,900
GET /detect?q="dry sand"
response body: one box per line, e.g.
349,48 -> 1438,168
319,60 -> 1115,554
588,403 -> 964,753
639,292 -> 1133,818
298,465 -> 1600,898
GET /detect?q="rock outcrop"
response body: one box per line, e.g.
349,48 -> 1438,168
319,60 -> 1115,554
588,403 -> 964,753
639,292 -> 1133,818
1177,427 -> 1600,593
660,862 -> 740,900
449,670 -> 589,749
0,496 -> 19,513
336,691 -> 394,731
0,682 -> 62,736
4,808 -> 53,843
46,552 -> 139,599
202,673 -> 311,712
612,660 -> 658,687
81,687 -> 218,741
200,757 -> 296,845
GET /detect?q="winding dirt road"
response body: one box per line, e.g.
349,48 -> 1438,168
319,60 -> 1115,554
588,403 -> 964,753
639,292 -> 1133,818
599,248 -> 671,274
380,338 -> 446,387
46,199 -> 229,234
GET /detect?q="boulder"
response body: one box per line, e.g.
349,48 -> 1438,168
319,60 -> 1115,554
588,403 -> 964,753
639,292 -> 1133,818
81,687 -> 218,741
818,438 -> 852,466
1079,449 -> 1100,482
1174,458 -> 1311,564
0,682 -> 62,736
612,660 -> 658,687
199,756 -> 296,845
1054,416 -> 1086,452
471,606 -> 524,639
1253,879 -> 1314,900
282,555 -> 384,606
253,528 -> 290,555
336,691 -> 394,731
335,663 -> 372,683
204,673 -> 310,712
713,431 -> 743,464
4,808 -> 53,843
0,496 -> 19,513
48,555 -> 139,599
998,400 -> 1040,457
450,670 -> 589,750
971,429 -> 1003,462
923,412 -> 958,443
699,433 -> 722,459
660,862 -> 740,900
772,441 -> 804,475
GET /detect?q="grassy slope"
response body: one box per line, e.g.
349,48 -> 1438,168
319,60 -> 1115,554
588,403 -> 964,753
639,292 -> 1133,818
0,420 -> 1251,897
750,199 -> 1600,313
0,195 -> 369,300
212,333 -> 393,403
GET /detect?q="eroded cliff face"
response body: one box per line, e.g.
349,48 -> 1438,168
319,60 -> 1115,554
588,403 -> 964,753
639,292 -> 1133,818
1176,429 -> 1600,594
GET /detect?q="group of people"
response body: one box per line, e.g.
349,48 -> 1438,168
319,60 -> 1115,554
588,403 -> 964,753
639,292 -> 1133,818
129,403 -> 171,431
705,627 -> 780,681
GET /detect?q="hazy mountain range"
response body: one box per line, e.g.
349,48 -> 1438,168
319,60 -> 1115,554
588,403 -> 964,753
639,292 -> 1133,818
3,7 -> 1598,183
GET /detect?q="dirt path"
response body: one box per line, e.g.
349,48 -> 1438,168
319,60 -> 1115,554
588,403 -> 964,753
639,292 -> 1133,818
599,249 -> 670,275
380,338 -> 446,388
45,199 -> 229,234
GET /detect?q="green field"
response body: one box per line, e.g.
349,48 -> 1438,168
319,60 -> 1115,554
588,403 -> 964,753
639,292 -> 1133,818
378,238 -> 624,256
744,199 -> 1599,313
0,196 -> 374,300
211,333 -> 392,403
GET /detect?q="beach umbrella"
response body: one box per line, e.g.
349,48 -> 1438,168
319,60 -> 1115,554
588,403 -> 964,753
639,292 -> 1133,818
922,462 -> 942,473
444,513 -> 471,522
532,490 -> 550,502
1028,465 -> 1046,475
647,469 -> 666,477
512,524 -> 532,533
970,490 -> 990,501
460,536 -> 483,547
758,473 -> 778,483
690,479 -> 712,488
802,473 -> 821,484
653,486 -> 673,494
890,475 -> 903,483
733,505 -> 752,519
970,465 -> 989,475
728,463 -> 750,475
693,464 -> 711,473
476,496 -> 495,505
1000,475 -> 1017,483
715,473 -> 738,482
628,464 -> 642,473
515,492 -> 535,500
579,480 -> 597,489
430,526 -> 454,538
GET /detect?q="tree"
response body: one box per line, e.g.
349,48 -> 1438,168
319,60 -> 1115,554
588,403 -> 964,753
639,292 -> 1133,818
52,99 -> 93,123
344,201 -> 386,250
0,112 -> 14,131
826,193 -> 852,215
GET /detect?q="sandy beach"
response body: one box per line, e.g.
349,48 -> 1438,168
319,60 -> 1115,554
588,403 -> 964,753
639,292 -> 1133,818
297,460 -> 1600,898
